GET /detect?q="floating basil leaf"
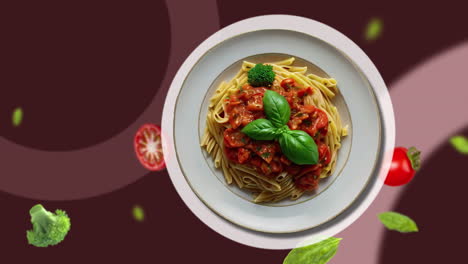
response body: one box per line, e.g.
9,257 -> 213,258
263,90 -> 290,128
365,18 -> 383,41
12,107 -> 23,127
283,237 -> 342,264
241,119 -> 279,140
378,212 -> 418,233
449,135 -> 468,154
132,205 -> 145,222
279,130 -> 318,165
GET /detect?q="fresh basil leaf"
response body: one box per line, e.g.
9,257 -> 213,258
450,135 -> 468,154
365,18 -> 383,41
241,119 -> 279,140
378,212 -> 419,233
263,90 -> 290,127
12,107 -> 23,127
283,237 -> 341,264
279,130 -> 318,165
132,205 -> 145,222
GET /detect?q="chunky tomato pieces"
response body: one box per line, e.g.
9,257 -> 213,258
318,141 -> 331,165
227,104 -> 253,129
300,108 -> 328,137
288,111 -> 310,130
247,95 -> 263,111
223,128 -> 249,148
280,78 -> 297,89
237,147 -> 251,164
296,174 -> 320,191
295,164 -> 322,191
246,142 -> 278,163
223,79 -> 331,190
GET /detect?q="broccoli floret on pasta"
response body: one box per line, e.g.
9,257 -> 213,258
248,64 -> 275,87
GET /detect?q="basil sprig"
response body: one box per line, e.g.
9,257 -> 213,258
241,90 -> 318,165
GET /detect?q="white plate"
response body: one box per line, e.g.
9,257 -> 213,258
162,15 -> 395,243
200,53 -> 353,208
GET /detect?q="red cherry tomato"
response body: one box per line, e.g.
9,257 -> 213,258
280,78 -> 297,89
299,105 -> 316,114
385,147 -> 421,186
302,109 -> 329,137
134,124 -> 165,171
297,87 -> 313,97
313,109 -> 329,131
318,142 -> 331,165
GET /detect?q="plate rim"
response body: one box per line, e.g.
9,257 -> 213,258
173,30 -> 380,233
162,14 -> 395,248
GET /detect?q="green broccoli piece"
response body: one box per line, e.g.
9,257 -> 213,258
26,204 -> 71,247
248,63 -> 275,87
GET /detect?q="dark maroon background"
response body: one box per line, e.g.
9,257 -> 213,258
1,0 -> 467,262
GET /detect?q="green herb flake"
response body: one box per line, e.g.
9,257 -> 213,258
12,107 -> 23,127
449,135 -> 468,154
365,18 -> 383,41
378,212 -> 418,233
261,152 -> 271,158
283,237 -> 341,264
132,205 -> 145,222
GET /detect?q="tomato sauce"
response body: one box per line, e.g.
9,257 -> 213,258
223,79 -> 331,191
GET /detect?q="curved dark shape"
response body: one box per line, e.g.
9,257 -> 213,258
380,127 -> 468,263
0,0 -> 222,201
0,1 -> 170,151
217,0 -> 468,85
0,0 -> 172,200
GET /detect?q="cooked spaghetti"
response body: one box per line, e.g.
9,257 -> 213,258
201,57 -> 347,203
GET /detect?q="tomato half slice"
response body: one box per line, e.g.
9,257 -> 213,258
134,124 -> 166,171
